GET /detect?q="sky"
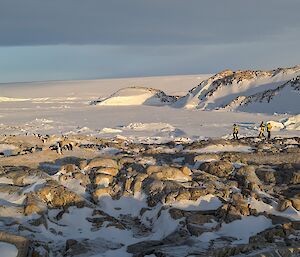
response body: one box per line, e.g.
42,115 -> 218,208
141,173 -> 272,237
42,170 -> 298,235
0,0 -> 300,83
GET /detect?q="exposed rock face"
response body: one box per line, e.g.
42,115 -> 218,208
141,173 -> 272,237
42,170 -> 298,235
1,136 -> 300,257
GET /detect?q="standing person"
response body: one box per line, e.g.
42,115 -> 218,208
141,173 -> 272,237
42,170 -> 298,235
233,124 -> 239,140
267,122 -> 272,140
259,121 -> 265,138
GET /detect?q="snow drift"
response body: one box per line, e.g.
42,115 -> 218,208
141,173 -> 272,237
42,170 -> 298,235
91,86 -> 178,106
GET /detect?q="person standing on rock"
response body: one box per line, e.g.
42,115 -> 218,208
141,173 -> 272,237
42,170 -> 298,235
233,124 -> 239,140
259,121 -> 265,138
267,122 -> 272,140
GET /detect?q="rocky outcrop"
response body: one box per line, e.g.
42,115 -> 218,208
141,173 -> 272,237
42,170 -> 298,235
35,181 -> 87,209
1,136 -> 300,257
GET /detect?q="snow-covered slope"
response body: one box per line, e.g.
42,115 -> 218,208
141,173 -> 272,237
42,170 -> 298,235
174,65 -> 300,111
225,76 -> 300,114
91,86 -> 178,106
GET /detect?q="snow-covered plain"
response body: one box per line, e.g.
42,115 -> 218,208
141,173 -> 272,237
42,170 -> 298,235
0,72 -> 299,140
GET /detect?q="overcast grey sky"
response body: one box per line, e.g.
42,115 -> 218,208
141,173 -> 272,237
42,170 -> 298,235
0,0 -> 300,83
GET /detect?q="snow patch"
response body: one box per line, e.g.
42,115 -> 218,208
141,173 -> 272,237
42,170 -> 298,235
199,215 -> 272,244
249,197 -> 300,221
123,122 -> 175,132
169,194 -> 222,211
0,242 -> 18,257
99,127 -> 123,134
98,195 -> 148,218
186,144 -> 254,153
0,144 -> 18,156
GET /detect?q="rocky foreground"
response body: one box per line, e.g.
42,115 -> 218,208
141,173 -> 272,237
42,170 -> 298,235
0,135 -> 300,257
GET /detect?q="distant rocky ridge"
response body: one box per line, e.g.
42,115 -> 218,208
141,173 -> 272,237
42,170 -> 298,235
90,65 -> 300,114
174,65 -> 300,112
223,76 -> 300,113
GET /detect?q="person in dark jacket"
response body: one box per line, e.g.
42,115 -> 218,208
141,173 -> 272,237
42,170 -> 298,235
259,121 -> 265,138
267,122 -> 272,140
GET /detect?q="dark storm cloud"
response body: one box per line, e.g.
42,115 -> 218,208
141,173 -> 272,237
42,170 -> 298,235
0,0 -> 300,46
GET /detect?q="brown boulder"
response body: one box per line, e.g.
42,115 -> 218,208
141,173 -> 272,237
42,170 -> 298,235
88,158 -> 119,169
60,164 -> 76,174
133,173 -> 148,195
199,161 -> 233,178
92,187 -> 111,201
181,166 -> 192,176
78,159 -> 88,170
290,197 -> 300,211
175,189 -> 191,201
277,199 -> 292,212
36,181 -> 86,209
93,167 -> 119,177
148,166 -> 191,182
94,174 -> 114,186
24,193 -> 47,216
290,171 -> 300,184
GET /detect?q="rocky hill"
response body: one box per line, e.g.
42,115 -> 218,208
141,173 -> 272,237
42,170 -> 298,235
174,65 -> 300,112
224,76 -> 300,114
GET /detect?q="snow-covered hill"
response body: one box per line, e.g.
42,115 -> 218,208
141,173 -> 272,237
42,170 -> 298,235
91,86 -> 178,106
225,76 -> 300,114
174,65 -> 300,112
